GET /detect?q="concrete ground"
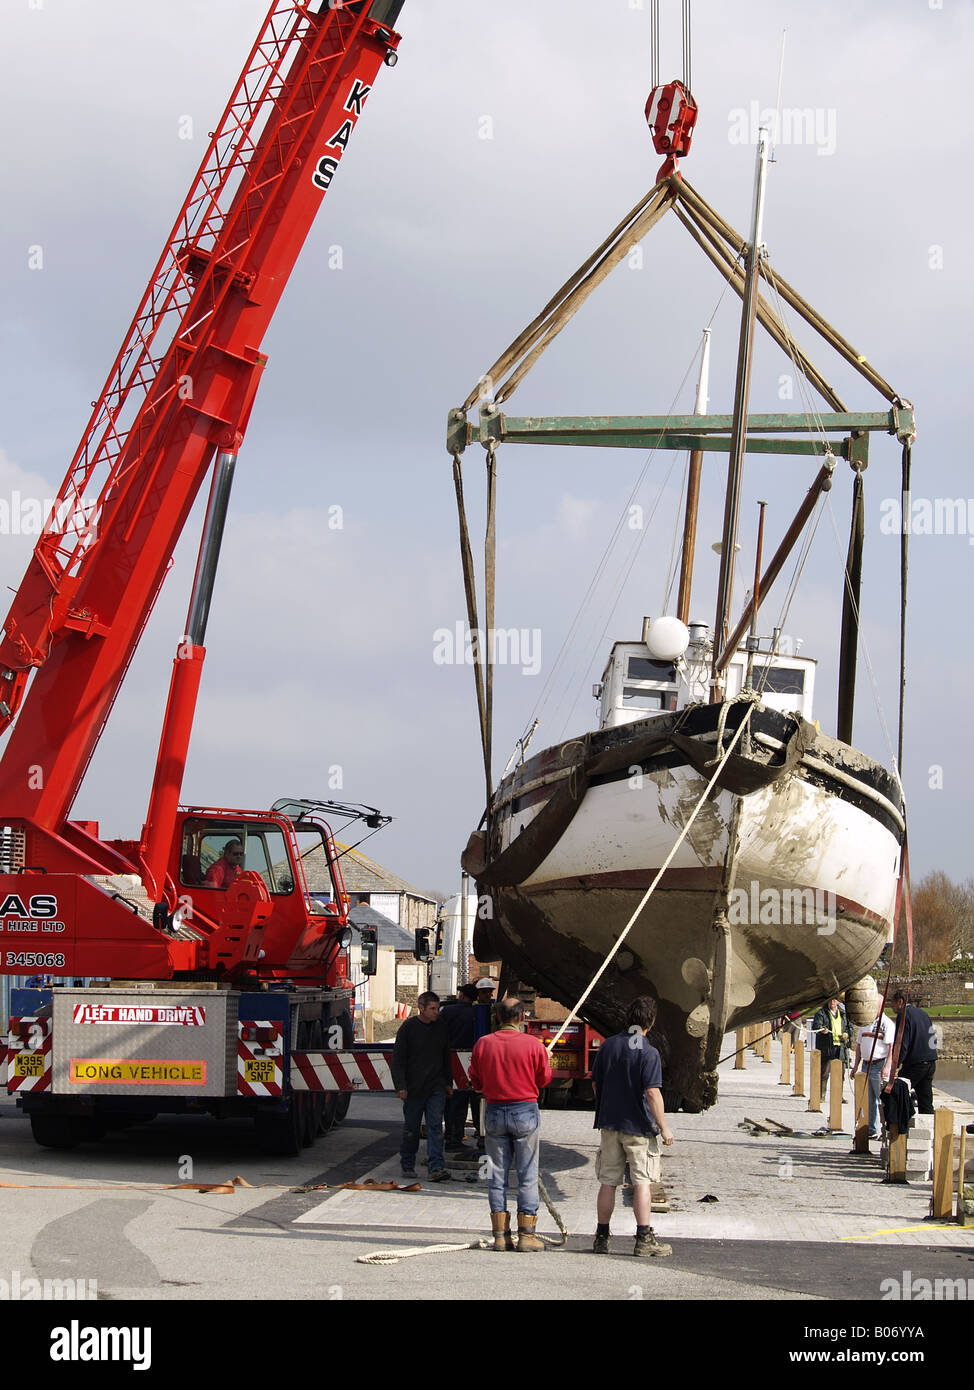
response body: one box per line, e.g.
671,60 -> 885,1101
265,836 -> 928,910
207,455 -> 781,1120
1,1036 -> 971,1368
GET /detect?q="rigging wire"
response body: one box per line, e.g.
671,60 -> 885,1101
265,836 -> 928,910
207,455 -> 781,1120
824,493 -> 901,782
661,451 -> 691,613
651,0 -> 660,87
748,263 -> 902,774
682,0 -> 692,92
511,247 -> 746,760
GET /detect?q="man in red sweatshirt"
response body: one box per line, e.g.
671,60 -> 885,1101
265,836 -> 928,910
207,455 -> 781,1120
468,996 -> 552,1252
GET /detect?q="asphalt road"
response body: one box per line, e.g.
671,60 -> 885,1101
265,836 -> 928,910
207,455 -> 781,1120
0,1095 -> 966,1368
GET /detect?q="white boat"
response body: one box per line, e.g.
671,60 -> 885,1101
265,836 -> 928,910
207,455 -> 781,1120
463,622 -> 904,1110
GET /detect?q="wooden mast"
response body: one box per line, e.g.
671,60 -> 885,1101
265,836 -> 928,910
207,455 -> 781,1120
711,127 -> 771,699
676,328 -> 711,625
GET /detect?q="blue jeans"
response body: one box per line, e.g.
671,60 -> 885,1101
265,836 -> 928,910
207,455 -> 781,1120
484,1101 -> 540,1215
400,1089 -> 446,1171
863,1059 -> 887,1136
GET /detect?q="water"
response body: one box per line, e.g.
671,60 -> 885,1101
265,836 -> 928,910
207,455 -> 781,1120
935,1060 -> 974,1106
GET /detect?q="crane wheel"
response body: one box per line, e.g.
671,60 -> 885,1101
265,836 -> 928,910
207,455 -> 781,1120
30,1114 -> 98,1149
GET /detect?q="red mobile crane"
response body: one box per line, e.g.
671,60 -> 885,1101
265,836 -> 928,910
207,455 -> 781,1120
0,0 -> 405,1153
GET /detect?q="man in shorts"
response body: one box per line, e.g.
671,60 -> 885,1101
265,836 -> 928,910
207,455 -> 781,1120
591,995 -> 674,1257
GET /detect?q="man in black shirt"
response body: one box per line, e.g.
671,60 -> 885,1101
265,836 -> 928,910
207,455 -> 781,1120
391,991 -> 454,1180
892,991 -> 938,1114
440,983 -> 479,1151
590,996 -> 674,1258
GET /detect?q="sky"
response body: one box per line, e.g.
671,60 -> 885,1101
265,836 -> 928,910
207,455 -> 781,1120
0,0 -> 971,899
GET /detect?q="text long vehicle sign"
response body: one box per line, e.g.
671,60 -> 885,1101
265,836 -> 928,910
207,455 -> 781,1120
72,1003 -> 206,1026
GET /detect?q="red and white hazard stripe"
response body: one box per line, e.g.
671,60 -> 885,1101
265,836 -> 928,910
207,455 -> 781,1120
5,1016 -> 53,1094
290,1049 -> 472,1093
236,1020 -> 283,1098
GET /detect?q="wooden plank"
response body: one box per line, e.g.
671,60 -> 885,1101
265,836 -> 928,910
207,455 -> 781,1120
957,1125 -> 968,1224
932,1108 -> 954,1219
734,1028 -> 746,1069
888,1124 -> 908,1182
828,1058 -> 843,1131
853,1072 -> 870,1152
779,1034 -> 792,1085
763,1117 -> 794,1135
792,1038 -> 805,1097
808,1047 -> 821,1112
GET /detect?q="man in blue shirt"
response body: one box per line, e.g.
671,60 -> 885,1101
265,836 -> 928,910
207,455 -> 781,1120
590,996 -> 674,1257
892,991 -> 938,1114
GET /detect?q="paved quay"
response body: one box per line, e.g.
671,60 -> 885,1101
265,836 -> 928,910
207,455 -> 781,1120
296,1036 -> 974,1251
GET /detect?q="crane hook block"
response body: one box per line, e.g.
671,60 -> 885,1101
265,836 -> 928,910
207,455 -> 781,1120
645,80 -> 698,161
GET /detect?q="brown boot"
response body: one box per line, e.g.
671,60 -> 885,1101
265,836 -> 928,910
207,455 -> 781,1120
516,1212 -> 545,1252
490,1211 -> 515,1252
633,1227 -> 672,1257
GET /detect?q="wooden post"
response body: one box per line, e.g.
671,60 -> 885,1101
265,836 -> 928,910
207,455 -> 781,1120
762,1028 -> 772,1063
932,1108 -> 954,1219
957,1124 -> 968,1223
888,1124 -> 908,1182
808,1048 -> 821,1112
828,1059 -> 843,1131
792,1038 -> 805,1096
779,1033 -> 792,1085
365,1009 -> 374,1044
852,1072 -> 870,1152
734,1028 -> 746,1069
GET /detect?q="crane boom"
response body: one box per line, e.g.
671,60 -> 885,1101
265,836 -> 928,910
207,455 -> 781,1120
0,1 -> 401,863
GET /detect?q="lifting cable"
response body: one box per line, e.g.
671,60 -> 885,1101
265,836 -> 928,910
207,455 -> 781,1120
650,1 -> 692,91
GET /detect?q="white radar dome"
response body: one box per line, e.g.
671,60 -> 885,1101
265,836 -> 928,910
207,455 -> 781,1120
645,616 -> 689,661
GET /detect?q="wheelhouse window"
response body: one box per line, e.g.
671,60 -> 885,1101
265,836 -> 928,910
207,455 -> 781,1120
627,657 -> 677,682
180,820 -> 295,895
622,657 -> 678,713
755,665 -> 805,695
622,686 -> 677,711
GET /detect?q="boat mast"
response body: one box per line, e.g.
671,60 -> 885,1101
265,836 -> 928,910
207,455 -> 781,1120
676,328 -> 711,624
711,126 -> 771,699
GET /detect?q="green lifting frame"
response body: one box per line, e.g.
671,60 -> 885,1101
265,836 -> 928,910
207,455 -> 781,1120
447,404 -> 916,471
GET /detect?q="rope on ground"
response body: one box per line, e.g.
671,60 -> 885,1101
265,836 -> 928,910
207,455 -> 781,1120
537,1174 -> 569,1246
356,1239 -> 492,1265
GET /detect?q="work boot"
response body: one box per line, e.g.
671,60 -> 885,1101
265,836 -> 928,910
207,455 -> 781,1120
490,1211 -> 515,1252
592,1232 -> 610,1255
516,1212 -> 545,1252
633,1228 -> 672,1258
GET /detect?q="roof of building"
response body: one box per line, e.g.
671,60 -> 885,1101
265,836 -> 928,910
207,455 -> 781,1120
347,903 -> 416,952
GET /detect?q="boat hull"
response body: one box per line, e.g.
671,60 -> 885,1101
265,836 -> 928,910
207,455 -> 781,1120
466,700 -> 904,1109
